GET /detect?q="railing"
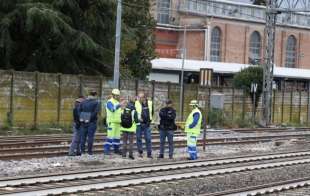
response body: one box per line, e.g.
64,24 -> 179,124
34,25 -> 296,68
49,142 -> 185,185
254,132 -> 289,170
177,0 -> 310,29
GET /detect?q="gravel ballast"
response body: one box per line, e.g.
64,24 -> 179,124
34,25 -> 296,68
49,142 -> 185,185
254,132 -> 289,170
0,139 -> 307,178
85,163 -> 310,196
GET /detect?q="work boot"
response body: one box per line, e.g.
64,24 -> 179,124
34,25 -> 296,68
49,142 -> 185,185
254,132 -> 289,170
68,153 -> 76,156
157,154 -> 164,159
114,150 -> 122,155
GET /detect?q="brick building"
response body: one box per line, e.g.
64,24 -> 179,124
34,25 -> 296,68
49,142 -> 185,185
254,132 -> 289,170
151,0 -> 310,69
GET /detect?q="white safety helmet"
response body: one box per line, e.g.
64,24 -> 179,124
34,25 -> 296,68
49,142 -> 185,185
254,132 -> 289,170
112,89 -> 120,96
189,100 -> 199,106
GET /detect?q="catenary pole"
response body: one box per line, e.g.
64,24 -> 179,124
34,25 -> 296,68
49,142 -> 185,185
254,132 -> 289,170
180,25 -> 187,121
262,0 -> 277,126
261,0 -> 310,126
113,0 -> 122,88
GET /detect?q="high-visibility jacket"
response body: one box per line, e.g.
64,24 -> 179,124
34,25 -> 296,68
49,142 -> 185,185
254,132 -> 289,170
106,98 -> 121,124
135,100 -> 153,122
185,107 -> 202,135
121,109 -> 137,133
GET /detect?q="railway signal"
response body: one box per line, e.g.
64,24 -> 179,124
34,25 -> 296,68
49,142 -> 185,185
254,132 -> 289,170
251,82 -> 258,123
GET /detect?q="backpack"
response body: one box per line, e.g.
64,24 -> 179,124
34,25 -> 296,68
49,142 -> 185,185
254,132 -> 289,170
121,108 -> 133,128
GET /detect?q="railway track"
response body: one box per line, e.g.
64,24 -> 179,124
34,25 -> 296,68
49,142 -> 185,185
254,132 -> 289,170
0,133 -> 308,160
0,129 -> 309,150
1,150 -> 310,196
0,139 -> 272,160
205,177 -> 310,196
1,127 -> 309,145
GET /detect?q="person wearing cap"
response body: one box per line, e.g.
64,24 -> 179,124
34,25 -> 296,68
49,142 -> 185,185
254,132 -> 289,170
79,90 -> 101,155
158,99 -> 177,159
185,100 -> 202,160
104,89 -> 122,155
68,96 -> 85,156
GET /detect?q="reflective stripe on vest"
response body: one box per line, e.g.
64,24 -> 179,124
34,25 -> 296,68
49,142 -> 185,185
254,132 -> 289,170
185,107 -> 202,135
106,98 -> 121,123
135,100 -> 153,121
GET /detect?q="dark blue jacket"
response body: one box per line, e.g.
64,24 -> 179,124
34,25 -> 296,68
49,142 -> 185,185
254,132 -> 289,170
73,105 -> 80,128
79,98 -> 100,123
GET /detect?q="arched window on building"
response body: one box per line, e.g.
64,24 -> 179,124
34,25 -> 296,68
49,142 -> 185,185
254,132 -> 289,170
157,0 -> 170,24
249,31 -> 261,64
210,27 -> 221,62
285,35 -> 297,68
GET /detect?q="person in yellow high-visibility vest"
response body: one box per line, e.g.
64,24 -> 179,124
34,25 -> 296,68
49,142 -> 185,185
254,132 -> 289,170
135,92 -> 154,158
104,89 -> 122,155
185,100 -> 202,160
120,98 -> 138,160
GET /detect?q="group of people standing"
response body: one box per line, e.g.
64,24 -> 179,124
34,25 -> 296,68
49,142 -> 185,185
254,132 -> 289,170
68,89 -> 202,160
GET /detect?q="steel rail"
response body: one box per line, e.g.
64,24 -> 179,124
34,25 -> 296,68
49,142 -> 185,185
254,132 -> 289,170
0,134 -> 308,160
1,127 -> 309,141
204,177 -> 310,196
1,150 -> 310,187
1,152 -> 310,196
0,139 -> 268,154
0,139 -> 272,160
1,133 -> 308,149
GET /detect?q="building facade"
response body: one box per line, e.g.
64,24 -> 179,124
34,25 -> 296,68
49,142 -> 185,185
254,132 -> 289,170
152,0 -> 310,69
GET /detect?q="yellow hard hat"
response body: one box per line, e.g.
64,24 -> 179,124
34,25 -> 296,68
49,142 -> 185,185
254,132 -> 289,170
112,89 -> 120,95
189,100 -> 199,106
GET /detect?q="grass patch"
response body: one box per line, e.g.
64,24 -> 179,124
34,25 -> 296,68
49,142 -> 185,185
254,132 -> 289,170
0,124 -> 72,136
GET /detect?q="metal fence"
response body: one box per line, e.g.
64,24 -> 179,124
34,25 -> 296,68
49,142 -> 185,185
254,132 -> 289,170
0,70 -> 309,128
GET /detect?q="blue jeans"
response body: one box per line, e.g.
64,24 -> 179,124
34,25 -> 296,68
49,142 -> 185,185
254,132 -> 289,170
68,124 -> 81,155
136,124 -> 152,156
80,122 -> 97,154
159,130 -> 174,158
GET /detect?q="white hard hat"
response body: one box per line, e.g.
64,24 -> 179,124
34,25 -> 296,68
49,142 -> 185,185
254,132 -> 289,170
189,100 -> 199,106
112,89 -> 120,95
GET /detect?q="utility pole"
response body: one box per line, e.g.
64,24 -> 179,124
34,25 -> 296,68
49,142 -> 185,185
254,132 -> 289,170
262,0 -> 310,126
262,0 -> 277,126
180,25 -> 187,121
113,0 -> 122,88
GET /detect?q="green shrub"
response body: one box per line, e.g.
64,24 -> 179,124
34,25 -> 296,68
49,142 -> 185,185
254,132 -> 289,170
208,109 -> 224,128
233,66 -> 263,115
233,115 -> 254,128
